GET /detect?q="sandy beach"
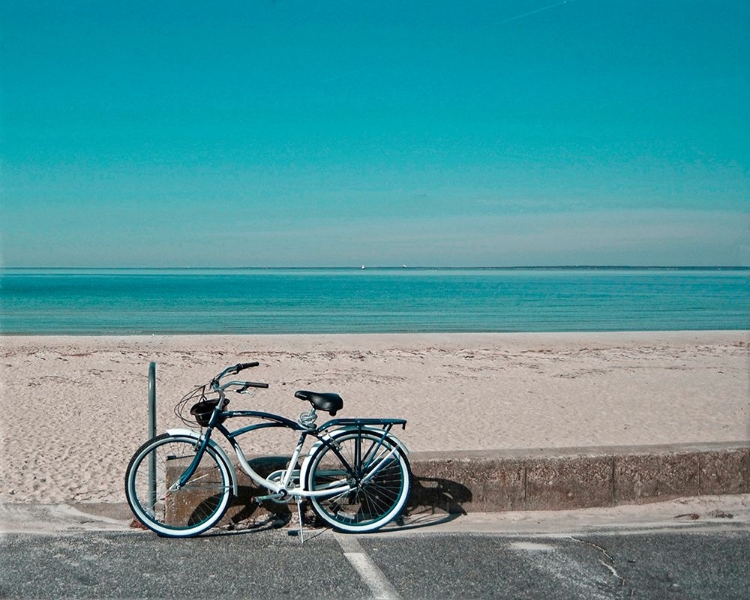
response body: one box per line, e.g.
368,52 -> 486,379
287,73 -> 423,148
1,331 -> 747,505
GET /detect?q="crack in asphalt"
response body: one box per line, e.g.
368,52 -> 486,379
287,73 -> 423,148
570,536 -> 628,591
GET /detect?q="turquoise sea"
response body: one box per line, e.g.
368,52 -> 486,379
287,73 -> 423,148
1,268 -> 748,335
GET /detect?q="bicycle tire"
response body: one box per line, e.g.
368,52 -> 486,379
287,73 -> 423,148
125,433 -> 232,537
305,430 -> 410,533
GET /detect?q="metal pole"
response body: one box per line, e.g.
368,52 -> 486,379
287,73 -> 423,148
148,362 -> 156,510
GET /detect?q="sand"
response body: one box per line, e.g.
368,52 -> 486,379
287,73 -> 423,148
1,331 -> 748,504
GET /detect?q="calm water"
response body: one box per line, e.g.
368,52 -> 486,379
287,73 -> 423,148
1,268 -> 748,335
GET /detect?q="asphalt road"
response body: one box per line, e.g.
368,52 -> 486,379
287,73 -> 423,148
2,521 -> 749,599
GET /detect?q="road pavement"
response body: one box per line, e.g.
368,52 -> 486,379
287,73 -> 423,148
2,495 -> 749,599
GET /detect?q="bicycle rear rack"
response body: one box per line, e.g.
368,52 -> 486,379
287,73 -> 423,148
317,418 -> 407,434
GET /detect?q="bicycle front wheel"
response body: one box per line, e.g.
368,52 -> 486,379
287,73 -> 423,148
306,431 -> 411,533
125,433 -> 232,537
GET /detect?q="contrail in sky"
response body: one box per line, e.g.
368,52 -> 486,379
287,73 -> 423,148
478,0 -> 575,31
319,1 -> 576,84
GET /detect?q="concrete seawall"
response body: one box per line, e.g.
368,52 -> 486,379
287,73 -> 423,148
408,442 -> 750,513
214,441 -> 749,527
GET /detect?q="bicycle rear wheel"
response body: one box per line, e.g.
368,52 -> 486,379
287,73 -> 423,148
125,433 -> 232,537
305,431 -> 410,533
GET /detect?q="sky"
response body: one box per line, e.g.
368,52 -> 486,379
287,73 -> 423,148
1,0 -> 748,267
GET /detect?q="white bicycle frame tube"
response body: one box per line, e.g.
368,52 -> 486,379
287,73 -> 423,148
232,436 -> 355,498
168,428 -> 354,499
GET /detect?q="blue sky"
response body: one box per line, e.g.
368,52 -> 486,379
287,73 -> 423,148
2,0 -> 748,267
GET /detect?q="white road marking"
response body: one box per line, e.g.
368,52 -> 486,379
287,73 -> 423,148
510,541 -> 556,551
335,533 -> 403,600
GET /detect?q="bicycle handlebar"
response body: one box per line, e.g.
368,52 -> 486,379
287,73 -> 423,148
211,362 -> 268,392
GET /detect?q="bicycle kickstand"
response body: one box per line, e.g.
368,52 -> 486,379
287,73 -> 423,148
296,500 -> 305,544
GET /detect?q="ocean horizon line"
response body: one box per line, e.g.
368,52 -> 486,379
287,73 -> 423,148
3,265 -> 749,272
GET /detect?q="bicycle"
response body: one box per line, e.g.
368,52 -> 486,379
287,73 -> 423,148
125,362 -> 411,538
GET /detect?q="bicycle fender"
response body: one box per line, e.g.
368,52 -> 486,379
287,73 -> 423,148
299,426 -> 409,490
166,428 -> 239,497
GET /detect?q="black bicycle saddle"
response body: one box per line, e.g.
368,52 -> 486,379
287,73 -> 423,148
294,391 -> 344,416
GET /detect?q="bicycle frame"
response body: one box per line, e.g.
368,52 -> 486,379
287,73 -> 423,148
127,362 -> 412,539
171,407 -> 407,502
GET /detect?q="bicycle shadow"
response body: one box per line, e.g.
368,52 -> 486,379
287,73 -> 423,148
409,475 -> 472,514
197,459 -> 474,535
224,456 -> 294,530
396,475 -> 473,531
233,474 -> 472,532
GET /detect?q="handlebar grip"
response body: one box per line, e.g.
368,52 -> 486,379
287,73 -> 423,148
235,362 -> 259,372
236,381 -> 270,393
